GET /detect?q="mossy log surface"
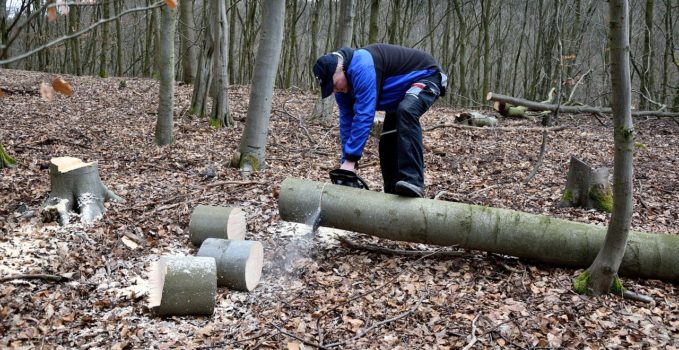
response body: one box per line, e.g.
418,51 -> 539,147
278,178 -> 679,282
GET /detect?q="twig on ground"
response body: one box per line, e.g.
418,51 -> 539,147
205,180 -> 266,188
433,190 -> 448,200
315,248 -> 445,345
337,236 -> 463,258
622,290 -> 654,303
592,112 -> 608,126
323,288 -> 428,349
0,273 -> 70,283
462,312 -> 482,350
271,323 -> 326,350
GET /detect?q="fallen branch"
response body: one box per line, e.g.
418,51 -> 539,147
622,290 -> 654,303
338,236 -> 463,258
486,92 -> 679,118
0,273 -> 71,283
423,123 -> 567,132
462,313 -> 481,350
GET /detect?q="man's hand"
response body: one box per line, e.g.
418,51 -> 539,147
340,160 -> 356,172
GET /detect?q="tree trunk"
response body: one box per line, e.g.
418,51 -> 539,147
278,178 -> 679,282
0,0 -> 7,60
42,157 -> 122,226
334,0 -> 354,49
368,0 -> 379,44
639,0 -> 654,110
0,142 -> 16,168
179,0 -> 197,84
238,0 -> 285,173
196,238 -> 263,291
453,0 -> 466,106
148,256 -> 217,317
189,205 -> 246,246
558,157 -> 612,213
190,4 -> 213,118
579,0 -> 635,296
155,3 -> 176,146
208,0 -> 231,128
114,0 -> 123,77
68,5 -> 81,76
99,0 -> 110,78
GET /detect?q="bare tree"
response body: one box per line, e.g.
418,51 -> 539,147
155,3 -> 176,146
574,0 -> 635,296
238,0 -> 285,173
179,0 -> 197,83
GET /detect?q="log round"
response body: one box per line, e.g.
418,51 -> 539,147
189,205 -> 246,246
196,238 -> 263,291
148,256 -> 217,317
278,178 -> 679,282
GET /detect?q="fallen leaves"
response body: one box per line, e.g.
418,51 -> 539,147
0,69 -> 678,349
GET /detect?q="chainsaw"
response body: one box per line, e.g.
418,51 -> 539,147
328,169 -> 370,190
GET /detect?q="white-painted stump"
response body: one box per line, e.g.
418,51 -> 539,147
189,205 -> 246,246
148,256 -> 217,316
196,238 -> 263,291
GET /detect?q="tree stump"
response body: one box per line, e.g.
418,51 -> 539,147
0,143 -> 16,169
148,256 -> 217,317
558,157 -> 612,212
189,205 -> 246,246
197,238 -> 263,291
42,157 -> 122,225
455,112 -> 498,127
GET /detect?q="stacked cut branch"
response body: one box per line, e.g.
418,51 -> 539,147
148,205 -> 263,317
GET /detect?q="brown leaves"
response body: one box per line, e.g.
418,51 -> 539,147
39,78 -> 73,101
164,0 -> 177,10
52,78 -> 73,96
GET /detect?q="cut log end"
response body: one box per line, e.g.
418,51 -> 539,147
148,256 -> 217,317
51,156 -> 94,173
197,238 -> 264,291
244,241 -> 264,291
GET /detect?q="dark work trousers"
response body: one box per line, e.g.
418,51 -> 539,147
379,73 -> 442,194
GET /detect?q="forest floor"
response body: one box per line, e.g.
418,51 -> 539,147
0,68 -> 678,349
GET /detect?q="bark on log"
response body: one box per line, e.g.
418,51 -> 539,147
486,92 -> 679,118
278,178 -> 679,282
196,238 -> 263,291
148,256 -> 217,317
189,205 -> 246,246
493,101 -> 529,118
558,157 -> 612,212
42,157 -> 122,225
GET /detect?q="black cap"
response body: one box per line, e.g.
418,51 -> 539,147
313,54 -> 338,98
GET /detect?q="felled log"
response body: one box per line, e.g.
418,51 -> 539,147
0,143 -> 16,169
196,238 -> 263,291
493,101 -> 529,118
558,157 -> 612,212
42,157 -> 122,225
455,112 -> 498,127
278,178 -> 679,282
486,92 -> 679,118
148,256 -> 217,317
189,205 -> 246,246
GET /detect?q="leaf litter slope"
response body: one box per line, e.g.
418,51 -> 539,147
0,69 -> 677,349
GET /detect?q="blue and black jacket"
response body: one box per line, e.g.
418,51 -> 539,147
334,44 -> 445,162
